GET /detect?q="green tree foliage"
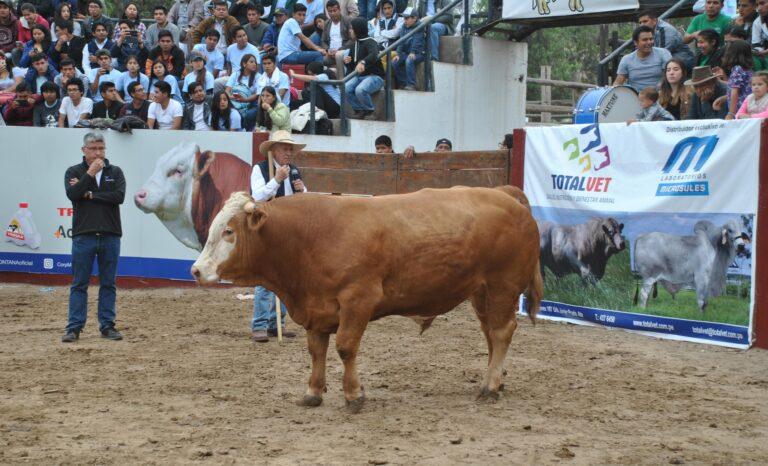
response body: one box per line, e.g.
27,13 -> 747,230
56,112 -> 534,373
526,24 -> 634,101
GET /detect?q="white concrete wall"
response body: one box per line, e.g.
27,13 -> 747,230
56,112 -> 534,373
292,37 -> 528,153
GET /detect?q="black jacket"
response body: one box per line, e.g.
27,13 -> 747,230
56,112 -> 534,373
91,100 -> 123,119
64,158 -> 125,236
346,38 -> 384,77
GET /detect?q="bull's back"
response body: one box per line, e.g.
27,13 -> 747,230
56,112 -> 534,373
274,187 -> 539,314
634,233 -> 699,280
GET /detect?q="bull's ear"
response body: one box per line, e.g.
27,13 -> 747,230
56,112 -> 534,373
619,223 -> 624,231
602,225 -> 610,235
247,204 -> 268,231
194,150 -> 216,179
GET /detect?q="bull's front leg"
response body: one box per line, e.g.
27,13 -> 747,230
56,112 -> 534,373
298,330 -> 330,407
578,264 -> 597,284
335,311 -> 370,414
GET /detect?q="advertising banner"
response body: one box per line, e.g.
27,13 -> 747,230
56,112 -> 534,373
0,127 -> 254,281
523,119 -> 760,348
503,0 -> 639,20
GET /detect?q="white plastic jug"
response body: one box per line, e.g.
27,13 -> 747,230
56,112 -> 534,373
5,202 -> 42,250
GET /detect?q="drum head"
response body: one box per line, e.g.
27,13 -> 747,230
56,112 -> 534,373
595,86 -> 640,123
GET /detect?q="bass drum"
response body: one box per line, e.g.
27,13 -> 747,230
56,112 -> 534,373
573,86 -> 641,124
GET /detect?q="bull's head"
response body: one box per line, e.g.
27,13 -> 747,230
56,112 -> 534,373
720,220 -> 749,253
601,218 -> 625,252
191,192 -> 266,285
134,142 -> 217,251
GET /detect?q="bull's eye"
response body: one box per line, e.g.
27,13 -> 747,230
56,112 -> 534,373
223,228 -> 233,236
167,167 -> 184,178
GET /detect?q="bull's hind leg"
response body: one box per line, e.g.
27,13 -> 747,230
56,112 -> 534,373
471,288 -> 493,368
472,288 -> 519,401
335,311 -> 369,414
298,330 -> 330,407
334,285 -> 380,413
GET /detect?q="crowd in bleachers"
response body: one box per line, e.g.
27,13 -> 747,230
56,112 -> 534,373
0,0 -> 455,130
618,0 -> 768,122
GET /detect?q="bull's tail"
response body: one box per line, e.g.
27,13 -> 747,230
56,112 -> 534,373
525,259 -> 544,324
652,282 -> 658,299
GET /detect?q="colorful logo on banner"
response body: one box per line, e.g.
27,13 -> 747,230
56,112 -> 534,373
656,135 -> 718,197
552,123 -> 613,193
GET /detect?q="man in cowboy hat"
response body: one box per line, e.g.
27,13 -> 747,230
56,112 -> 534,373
686,65 -> 728,119
249,130 -> 307,342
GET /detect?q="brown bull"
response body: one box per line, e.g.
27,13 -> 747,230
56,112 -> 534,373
191,186 -> 543,413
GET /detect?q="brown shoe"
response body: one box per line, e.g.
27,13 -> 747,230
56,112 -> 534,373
268,328 -> 297,338
251,329 -> 269,343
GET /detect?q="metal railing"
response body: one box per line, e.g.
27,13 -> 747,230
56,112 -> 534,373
596,0 -> 691,86
307,0 -> 466,135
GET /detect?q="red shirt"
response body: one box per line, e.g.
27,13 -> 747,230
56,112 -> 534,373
17,15 -> 49,44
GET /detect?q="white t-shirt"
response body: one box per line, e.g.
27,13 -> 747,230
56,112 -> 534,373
226,43 -> 261,70
59,96 -> 94,127
329,21 -> 342,50
148,99 -> 183,129
192,103 -> 210,131
182,71 -> 215,93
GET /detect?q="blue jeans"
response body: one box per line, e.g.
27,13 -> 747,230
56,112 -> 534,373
67,234 -> 121,333
358,0 -> 378,20
243,105 -> 259,131
251,286 -> 288,331
429,23 -> 449,61
395,53 -> 424,87
280,50 -> 324,65
345,75 -> 384,111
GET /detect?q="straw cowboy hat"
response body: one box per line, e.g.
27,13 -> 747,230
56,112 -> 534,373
259,130 -> 306,157
685,66 -> 719,86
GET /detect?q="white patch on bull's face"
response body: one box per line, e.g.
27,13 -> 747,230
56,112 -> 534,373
135,141 -> 201,250
722,220 -> 745,248
192,192 -> 253,284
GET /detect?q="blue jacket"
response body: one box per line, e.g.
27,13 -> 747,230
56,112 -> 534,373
24,64 -> 59,91
396,24 -> 425,56
261,23 -> 281,48
19,41 -> 48,68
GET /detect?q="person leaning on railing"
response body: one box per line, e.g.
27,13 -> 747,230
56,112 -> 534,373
392,7 -> 424,91
290,61 -> 341,118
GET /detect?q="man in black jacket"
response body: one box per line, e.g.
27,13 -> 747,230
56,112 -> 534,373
62,132 -> 126,343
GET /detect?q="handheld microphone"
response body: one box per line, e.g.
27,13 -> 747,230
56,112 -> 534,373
290,167 -> 302,190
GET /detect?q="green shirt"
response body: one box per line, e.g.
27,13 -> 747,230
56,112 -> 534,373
686,13 -> 732,36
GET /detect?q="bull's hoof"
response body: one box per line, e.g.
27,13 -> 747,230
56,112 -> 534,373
298,395 -> 323,407
477,386 -> 501,402
345,395 -> 366,414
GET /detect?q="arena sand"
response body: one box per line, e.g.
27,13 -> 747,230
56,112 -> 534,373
1,284 -> 767,465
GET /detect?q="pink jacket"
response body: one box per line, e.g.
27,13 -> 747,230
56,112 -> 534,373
736,96 -> 768,119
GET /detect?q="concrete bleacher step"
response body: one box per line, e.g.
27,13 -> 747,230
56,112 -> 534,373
321,36 -> 473,134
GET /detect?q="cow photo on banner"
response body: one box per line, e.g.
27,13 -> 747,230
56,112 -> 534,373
523,119 -> 760,348
0,127 -> 254,281
504,0 -> 639,19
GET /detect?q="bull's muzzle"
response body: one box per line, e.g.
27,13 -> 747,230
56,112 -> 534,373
134,190 -> 148,208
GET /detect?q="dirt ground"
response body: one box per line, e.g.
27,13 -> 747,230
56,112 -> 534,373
1,284 -> 768,465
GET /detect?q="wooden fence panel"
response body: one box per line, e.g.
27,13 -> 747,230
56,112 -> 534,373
295,150 -> 510,195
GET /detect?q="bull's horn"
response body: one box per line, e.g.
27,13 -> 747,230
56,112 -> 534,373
244,202 -> 257,213
722,228 -> 728,245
